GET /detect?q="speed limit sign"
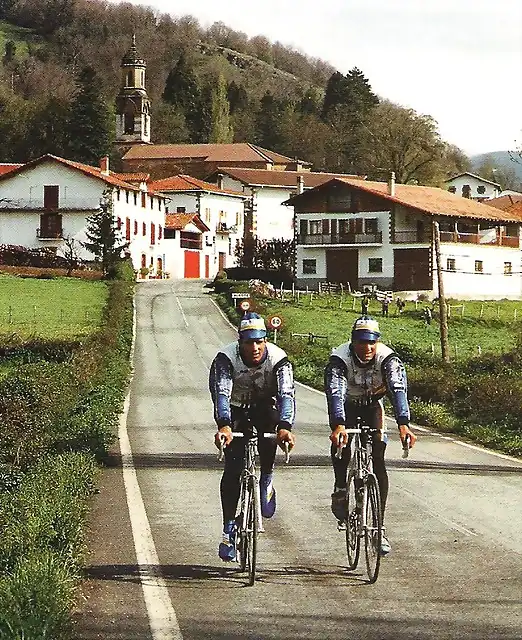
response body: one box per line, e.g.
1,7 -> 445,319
268,315 -> 283,330
239,299 -> 251,312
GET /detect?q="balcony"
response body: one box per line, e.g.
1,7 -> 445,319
1,197 -> 100,211
440,231 -> 519,248
216,222 -> 237,234
37,228 -> 63,240
297,232 -> 382,246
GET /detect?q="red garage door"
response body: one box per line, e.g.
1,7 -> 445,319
184,250 -> 200,278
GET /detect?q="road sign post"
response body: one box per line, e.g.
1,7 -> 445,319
267,315 -> 283,343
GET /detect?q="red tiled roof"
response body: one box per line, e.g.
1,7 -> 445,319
504,201 -> 522,216
0,163 -> 22,176
286,177 -> 522,223
165,213 -> 210,232
0,154 -> 148,192
122,142 -> 309,166
114,172 -> 150,182
486,194 -> 522,211
150,174 -> 244,197
210,167 -> 362,188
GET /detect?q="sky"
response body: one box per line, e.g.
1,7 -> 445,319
114,0 -> 522,156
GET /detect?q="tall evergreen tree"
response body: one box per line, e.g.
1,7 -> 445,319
162,54 -> 202,142
82,190 -> 128,279
27,96 -> 70,159
209,74 -> 233,143
67,66 -> 114,164
227,81 -> 248,114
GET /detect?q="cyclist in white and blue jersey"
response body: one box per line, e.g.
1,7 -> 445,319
209,312 -> 296,561
324,316 -> 417,555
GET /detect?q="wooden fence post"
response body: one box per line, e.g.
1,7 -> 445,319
480,304 -> 484,318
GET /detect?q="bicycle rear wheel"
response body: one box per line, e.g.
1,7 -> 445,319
246,476 -> 258,586
364,473 -> 382,583
345,472 -> 361,570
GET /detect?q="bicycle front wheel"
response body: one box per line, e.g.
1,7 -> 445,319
364,473 -> 382,584
246,476 -> 259,586
345,472 -> 361,570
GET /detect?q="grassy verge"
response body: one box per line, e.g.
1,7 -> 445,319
0,265 -> 134,638
215,289 -> 522,457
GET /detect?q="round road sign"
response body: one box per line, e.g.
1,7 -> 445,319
239,299 -> 251,311
268,315 -> 283,330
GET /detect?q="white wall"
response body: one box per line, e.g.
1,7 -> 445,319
435,242 -> 522,299
220,177 -> 295,240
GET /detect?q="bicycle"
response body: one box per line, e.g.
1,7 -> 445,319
219,424 -> 289,586
336,417 -> 383,584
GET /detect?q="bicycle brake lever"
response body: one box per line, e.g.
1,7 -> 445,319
284,441 -> 290,464
217,434 -> 226,462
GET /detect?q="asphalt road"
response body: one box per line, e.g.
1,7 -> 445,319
77,279 -> 522,640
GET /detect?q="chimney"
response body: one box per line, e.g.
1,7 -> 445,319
217,173 -> 224,190
297,175 -> 305,195
100,156 -> 110,176
388,171 -> 395,197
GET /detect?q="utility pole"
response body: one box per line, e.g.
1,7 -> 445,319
433,220 -> 450,363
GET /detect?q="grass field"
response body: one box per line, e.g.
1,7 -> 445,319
255,293 -> 522,360
0,274 -> 107,340
0,20 -> 41,59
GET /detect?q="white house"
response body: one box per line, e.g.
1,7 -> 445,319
149,174 -> 247,278
444,172 -> 501,202
285,174 -> 522,300
206,167 -> 359,241
0,154 -> 168,276
163,212 -> 211,278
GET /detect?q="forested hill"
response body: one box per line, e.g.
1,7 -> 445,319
0,0 -> 516,187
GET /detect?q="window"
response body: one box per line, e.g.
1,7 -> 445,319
228,238 -> 232,255
133,192 -> 137,206
368,258 -> 382,273
142,222 -> 146,236
322,219 -> 330,234
365,219 -> 378,234
125,218 -> 131,241
43,185 -> 59,210
475,260 -> 483,273
151,222 -> 155,245
159,226 -> 162,240
504,262 -> 512,275
177,206 -> 186,213
302,259 -> 317,274
124,113 -> 134,134
116,189 -> 120,201
117,217 -> 122,229
309,220 -> 322,234
448,186 -> 456,194
141,192 -> 146,208
446,258 -> 456,272
164,228 -> 176,239
477,185 -> 486,194
38,213 -> 62,238
299,219 -> 308,235
134,220 -> 138,235
462,185 -> 471,198
125,191 -> 129,203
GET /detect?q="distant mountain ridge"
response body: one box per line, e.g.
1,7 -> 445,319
470,151 -> 522,182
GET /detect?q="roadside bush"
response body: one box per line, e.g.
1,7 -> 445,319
0,551 -> 77,639
410,400 -> 460,433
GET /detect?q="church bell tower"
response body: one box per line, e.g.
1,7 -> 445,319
115,35 -> 151,144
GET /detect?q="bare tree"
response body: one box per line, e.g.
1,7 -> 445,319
60,234 -> 81,276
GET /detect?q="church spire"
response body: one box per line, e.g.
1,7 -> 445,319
115,34 -> 151,144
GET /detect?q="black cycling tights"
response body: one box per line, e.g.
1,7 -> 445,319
330,439 -> 389,519
220,408 -> 278,526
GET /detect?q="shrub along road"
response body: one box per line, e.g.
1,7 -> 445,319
75,279 -> 522,640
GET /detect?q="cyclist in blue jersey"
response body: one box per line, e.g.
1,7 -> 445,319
209,312 -> 296,561
324,316 -> 416,556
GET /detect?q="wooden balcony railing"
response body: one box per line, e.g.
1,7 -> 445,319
36,228 -> 63,239
298,232 -> 382,245
392,229 -> 519,248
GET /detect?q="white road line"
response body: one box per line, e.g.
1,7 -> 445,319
118,302 -> 183,640
175,296 -> 189,328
